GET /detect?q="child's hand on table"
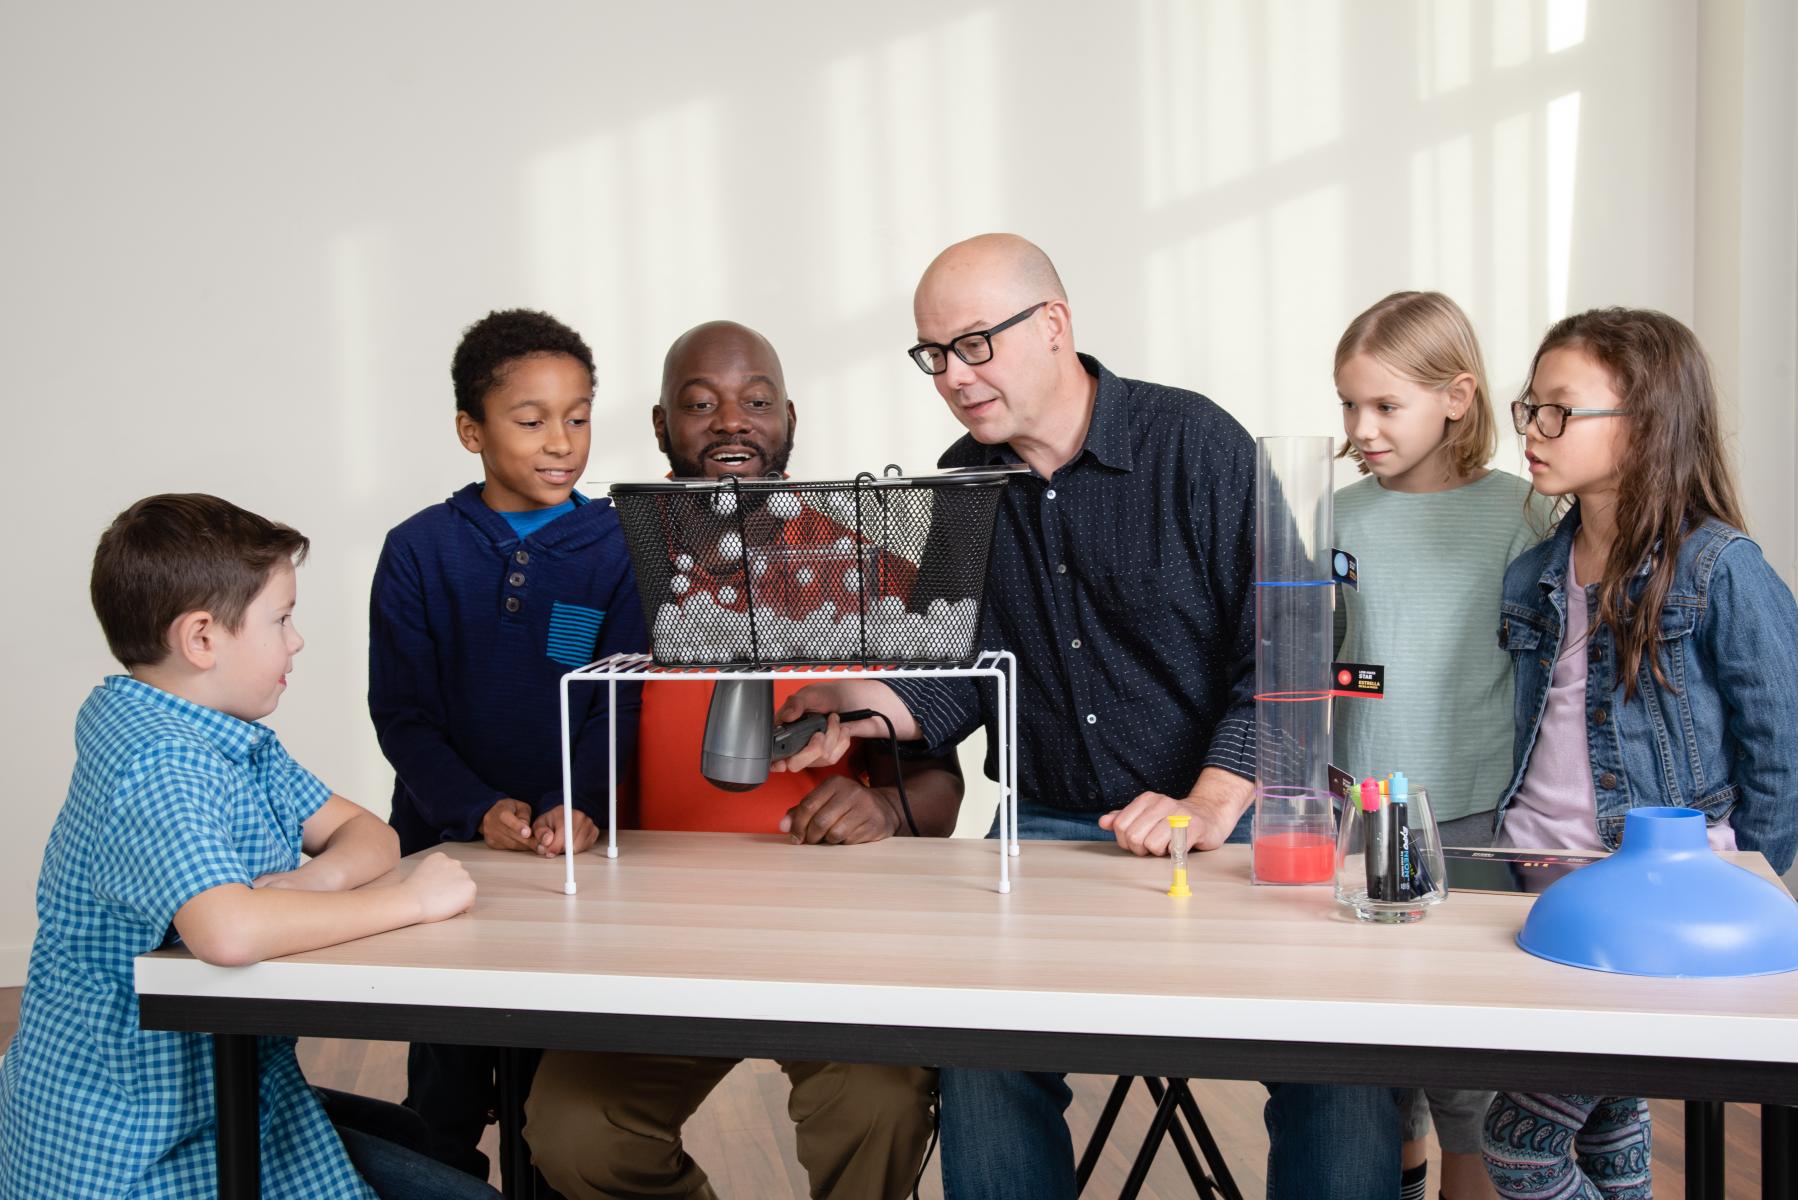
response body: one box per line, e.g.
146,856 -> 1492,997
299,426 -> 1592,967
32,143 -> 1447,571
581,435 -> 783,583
480,798 -> 536,852
403,852 -> 477,922
530,806 -> 598,857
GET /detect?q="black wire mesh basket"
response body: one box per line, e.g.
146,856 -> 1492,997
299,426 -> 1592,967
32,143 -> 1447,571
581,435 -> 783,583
610,466 -> 1015,666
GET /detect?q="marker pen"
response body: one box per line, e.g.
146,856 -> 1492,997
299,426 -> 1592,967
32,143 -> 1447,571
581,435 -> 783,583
1361,778 -> 1385,902
1391,771 -> 1413,901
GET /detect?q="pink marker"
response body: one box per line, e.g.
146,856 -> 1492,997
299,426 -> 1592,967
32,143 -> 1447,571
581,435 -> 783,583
1361,778 -> 1388,901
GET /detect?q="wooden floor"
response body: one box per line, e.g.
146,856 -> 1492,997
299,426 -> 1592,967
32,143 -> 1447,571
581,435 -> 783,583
0,986 -> 1768,1196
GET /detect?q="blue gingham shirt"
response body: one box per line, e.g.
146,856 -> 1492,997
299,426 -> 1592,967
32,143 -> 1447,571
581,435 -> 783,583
0,676 -> 375,1200
889,355 -> 1258,814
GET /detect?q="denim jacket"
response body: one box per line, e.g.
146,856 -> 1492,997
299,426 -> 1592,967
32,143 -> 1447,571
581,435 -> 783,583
1495,508 -> 1798,873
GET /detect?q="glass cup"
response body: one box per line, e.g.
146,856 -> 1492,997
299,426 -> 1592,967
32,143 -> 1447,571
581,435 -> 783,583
1333,784 -> 1447,923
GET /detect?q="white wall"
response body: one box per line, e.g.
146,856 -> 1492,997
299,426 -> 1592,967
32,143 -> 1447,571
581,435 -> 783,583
4,0 -> 1783,982
1695,0 -> 1798,588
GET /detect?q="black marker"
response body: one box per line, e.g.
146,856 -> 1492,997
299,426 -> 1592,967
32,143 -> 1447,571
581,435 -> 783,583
1391,771 -> 1413,901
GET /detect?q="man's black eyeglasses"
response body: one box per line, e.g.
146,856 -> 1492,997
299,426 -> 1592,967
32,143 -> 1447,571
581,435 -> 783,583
907,302 -> 1047,376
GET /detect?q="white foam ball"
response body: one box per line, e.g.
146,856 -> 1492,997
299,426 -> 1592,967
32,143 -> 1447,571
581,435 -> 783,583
674,553 -> 695,572
769,492 -> 802,520
717,585 -> 738,605
712,491 -> 738,516
718,532 -> 743,559
670,574 -> 690,596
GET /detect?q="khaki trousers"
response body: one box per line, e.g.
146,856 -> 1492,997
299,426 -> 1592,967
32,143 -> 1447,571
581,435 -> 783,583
524,1051 -> 936,1199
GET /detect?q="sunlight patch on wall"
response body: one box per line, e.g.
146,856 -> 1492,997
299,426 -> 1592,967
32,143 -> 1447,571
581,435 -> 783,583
1138,0 -> 1256,203
1416,0 -> 1473,99
1546,91 -> 1581,319
1547,0 -> 1588,54
1409,133 -> 1476,300
1266,0 -> 1341,163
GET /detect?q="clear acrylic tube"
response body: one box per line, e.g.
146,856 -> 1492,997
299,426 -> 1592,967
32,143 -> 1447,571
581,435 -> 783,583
1251,436 -> 1338,884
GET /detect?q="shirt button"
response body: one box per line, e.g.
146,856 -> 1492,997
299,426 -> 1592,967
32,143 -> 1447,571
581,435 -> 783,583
515,550 -> 530,565
1600,771 -> 1617,789
505,596 -> 521,613
509,572 -> 526,587
1057,563 -> 1067,575
1593,707 -> 1608,726
1046,489 -> 1057,500
1085,713 -> 1097,725
1070,638 -> 1082,649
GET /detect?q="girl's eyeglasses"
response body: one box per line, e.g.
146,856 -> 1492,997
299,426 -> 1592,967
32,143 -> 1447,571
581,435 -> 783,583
1511,400 -> 1626,439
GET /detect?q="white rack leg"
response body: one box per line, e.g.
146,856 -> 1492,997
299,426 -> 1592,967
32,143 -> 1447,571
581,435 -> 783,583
560,674 -> 577,896
994,665 -> 1011,894
607,678 -> 618,859
1006,653 -> 1020,856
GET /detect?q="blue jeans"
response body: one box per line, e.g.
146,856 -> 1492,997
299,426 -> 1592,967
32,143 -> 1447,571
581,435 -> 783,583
318,1088 -> 503,1200
940,803 -> 1401,1200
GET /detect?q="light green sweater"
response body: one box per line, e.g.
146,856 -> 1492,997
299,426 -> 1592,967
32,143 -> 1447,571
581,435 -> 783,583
1332,470 -> 1550,822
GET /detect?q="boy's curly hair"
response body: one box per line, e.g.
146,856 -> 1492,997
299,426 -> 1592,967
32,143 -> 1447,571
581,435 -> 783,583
452,308 -> 595,420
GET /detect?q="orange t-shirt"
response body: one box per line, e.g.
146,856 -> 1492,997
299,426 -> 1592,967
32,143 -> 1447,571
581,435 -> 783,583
635,678 -> 867,833
637,492 -> 915,832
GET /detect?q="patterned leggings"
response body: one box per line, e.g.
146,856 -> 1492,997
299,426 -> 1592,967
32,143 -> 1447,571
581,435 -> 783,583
1482,1092 -> 1653,1199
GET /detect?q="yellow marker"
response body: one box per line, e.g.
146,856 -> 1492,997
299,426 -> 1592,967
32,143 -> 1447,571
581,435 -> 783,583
1167,813 -> 1193,897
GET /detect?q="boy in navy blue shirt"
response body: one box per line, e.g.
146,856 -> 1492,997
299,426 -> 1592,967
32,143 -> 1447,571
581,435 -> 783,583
369,308 -> 645,1179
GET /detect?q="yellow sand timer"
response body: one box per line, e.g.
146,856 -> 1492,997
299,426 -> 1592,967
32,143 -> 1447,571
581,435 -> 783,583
1167,813 -> 1193,897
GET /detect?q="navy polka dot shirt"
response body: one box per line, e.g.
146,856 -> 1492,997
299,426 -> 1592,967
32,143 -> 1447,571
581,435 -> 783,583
889,354 -> 1257,814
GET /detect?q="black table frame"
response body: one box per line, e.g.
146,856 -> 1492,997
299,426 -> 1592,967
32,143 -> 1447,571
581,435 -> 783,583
140,994 -> 1798,1200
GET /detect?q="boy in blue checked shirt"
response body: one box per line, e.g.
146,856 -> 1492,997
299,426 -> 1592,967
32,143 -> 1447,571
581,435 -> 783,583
0,494 -> 496,1200
368,308 -> 645,1179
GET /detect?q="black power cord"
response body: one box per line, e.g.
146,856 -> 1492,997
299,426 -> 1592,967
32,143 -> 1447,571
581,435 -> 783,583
836,707 -> 920,838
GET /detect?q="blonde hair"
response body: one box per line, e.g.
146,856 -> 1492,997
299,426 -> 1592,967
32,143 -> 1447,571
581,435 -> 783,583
1334,291 -> 1497,479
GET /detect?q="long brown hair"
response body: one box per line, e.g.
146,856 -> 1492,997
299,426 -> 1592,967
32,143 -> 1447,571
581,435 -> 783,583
1334,291 -> 1497,478
1522,308 -> 1746,696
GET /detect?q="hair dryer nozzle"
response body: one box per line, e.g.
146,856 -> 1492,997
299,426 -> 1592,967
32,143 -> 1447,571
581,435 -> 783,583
701,677 -> 775,791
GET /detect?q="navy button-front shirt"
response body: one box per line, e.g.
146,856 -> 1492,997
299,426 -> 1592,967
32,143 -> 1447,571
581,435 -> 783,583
890,354 -> 1256,815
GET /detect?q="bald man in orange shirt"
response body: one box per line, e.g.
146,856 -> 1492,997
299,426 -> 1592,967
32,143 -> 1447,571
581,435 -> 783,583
524,321 -> 963,1200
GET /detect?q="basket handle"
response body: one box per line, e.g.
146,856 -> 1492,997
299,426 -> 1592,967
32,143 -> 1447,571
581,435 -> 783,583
724,474 -> 761,663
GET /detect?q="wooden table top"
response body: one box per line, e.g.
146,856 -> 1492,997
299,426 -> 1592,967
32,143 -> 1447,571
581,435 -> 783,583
137,833 -> 1798,1064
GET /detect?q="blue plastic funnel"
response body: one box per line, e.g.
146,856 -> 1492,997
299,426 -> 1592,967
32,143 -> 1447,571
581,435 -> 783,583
1517,807 -> 1798,977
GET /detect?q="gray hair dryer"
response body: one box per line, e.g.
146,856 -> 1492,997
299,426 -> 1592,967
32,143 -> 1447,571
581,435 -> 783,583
700,679 -> 833,791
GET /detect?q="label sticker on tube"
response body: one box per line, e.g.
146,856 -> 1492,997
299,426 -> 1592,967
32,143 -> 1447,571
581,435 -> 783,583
1331,662 -> 1385,699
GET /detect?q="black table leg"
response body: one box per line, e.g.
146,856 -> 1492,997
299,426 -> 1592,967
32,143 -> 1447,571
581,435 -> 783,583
1074,1075 -> 1133,1194
1766,1104 -> 1796,1200
496,1047 -> 535,1200
1175,1084 -> 1245,1200
1141,1077 -> 1212,1196
214,1034 -> 260,1200
1119,1081 -> 1182,1200
1686,1100 -> 1725,1200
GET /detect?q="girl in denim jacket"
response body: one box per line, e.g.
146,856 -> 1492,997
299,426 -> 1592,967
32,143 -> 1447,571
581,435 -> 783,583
1482,308 -> 1798,1199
